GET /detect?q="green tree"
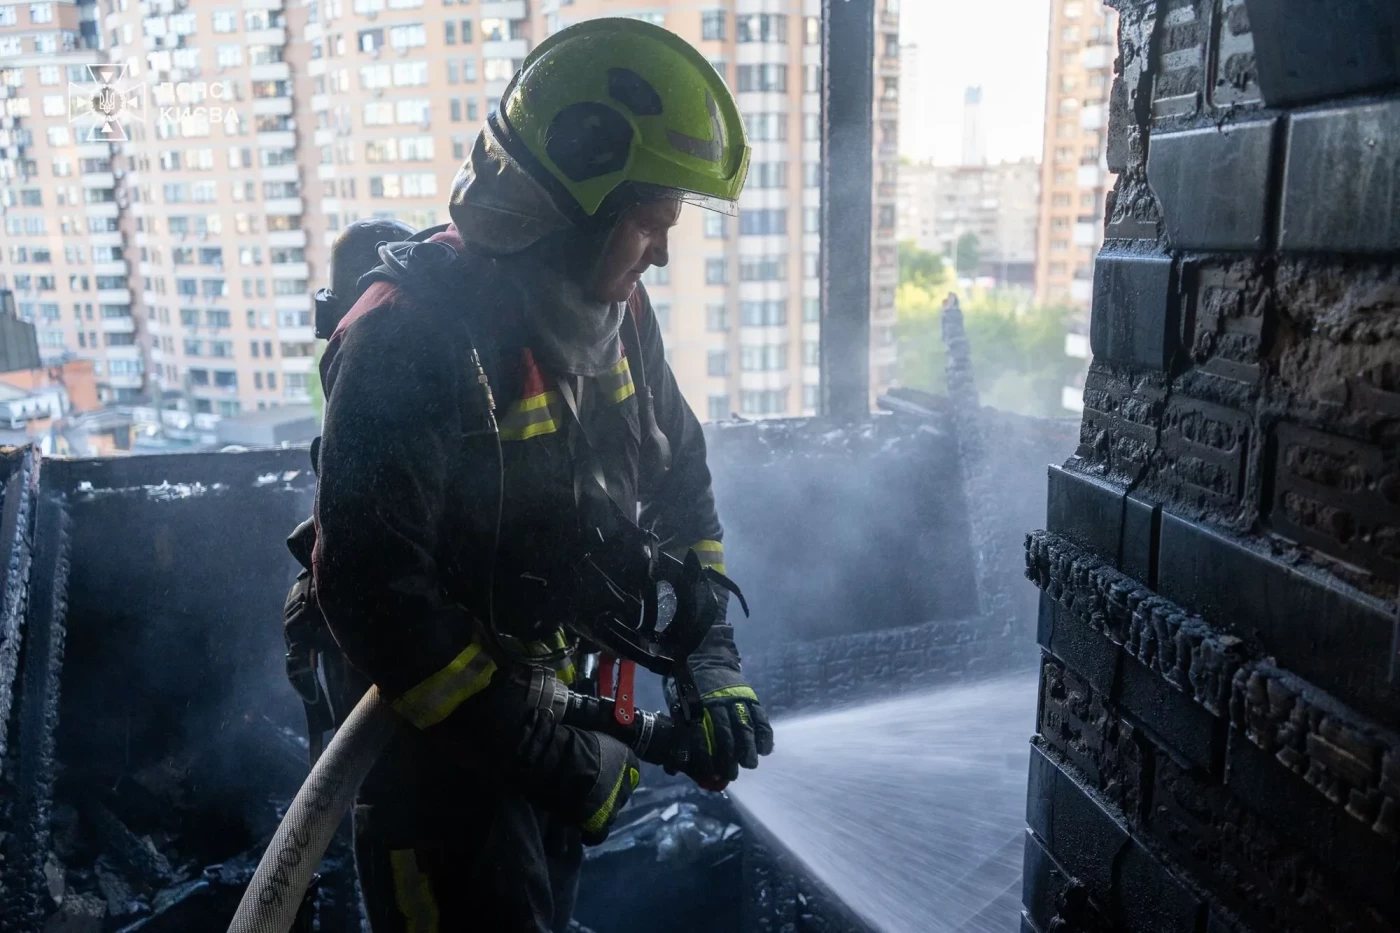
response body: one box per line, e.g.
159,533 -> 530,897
955,232 -> 980,276
895,283 -> 1082,418
898,239 -> 946,289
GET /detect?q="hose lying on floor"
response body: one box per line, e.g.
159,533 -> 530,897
226,684 -> 398,933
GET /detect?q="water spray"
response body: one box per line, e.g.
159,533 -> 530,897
728,674 -> 1038,933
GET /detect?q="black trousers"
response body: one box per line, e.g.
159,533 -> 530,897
354,795 -> 583,933
326,654 -> 583,933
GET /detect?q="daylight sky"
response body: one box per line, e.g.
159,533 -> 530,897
900,0 -> 1052,165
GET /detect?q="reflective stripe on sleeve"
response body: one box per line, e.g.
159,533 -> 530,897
391,641 -> 497,729
497,391 -> 561,441
600,356 -> 636,404
389,849 -> 440,933
689,539 -> 725,573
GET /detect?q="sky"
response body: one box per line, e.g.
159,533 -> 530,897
899,0 -> 1052,165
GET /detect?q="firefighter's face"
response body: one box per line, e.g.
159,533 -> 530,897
592,198 -> 681,303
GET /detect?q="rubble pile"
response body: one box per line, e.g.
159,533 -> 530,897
6,712 -> 361,933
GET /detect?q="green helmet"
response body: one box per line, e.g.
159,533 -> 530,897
495,17 -> 749,218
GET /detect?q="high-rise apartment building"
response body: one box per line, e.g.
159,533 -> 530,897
539,1 -> 900,419
1034,0 -> 1115,308
0,0 -> 138,403
0,0 -> 896,430
897,158 -> 1039,287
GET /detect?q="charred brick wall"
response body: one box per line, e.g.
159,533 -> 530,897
1023,2 -> 1400,931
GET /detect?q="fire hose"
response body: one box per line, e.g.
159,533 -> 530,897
225,672 -> 685,933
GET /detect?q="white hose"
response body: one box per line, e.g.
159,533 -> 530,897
227,685 -> 398,933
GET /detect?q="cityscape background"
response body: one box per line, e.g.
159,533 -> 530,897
0,0 -> 1112,455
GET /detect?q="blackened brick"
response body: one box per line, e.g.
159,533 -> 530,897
1246,0 -> 1400,106
1047,464 -> 1125,565
1113,839 -> 1207,933
1116,653 -> 1225,774
1030,744 -> 1130,897
1156,511 -> 1398,723
1022,830 -> 1068,933
1122,495 -> 1161,589
1278,101 -> 1400,253
1091,252 -> 1179,371
1047,596 -> 1122,695
1147,121 -> 1278,251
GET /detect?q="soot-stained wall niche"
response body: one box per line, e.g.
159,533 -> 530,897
1023,1 -> 1400,931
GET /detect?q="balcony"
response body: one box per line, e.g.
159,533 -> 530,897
255,131 -> 297,149
269,261 -> 310,279
267,229 -> 307,248
1073,221 -> 1101,246
96,288 -> 131,303
278,325 -> 315,343
480,0 -> 526,17
1079,104 -> 1105,131
273,293 -> 310,310
252,97 -> 293,116
309,94 -> 328,113
1081,43 -> 1113,70
260,163 -> 299,183
482,38 -> 529,59
80,171 -> 116,188
84,202 -> 119,219
1077,163 -> 1105,189
93,261 -> 128,277
243,27 -> 286,46
263,197 -> 302,215
1071,277 -> 1093,304
739,370 -> 792,391
89,231 -> 124,248
280,355 -> 314,374
99,315 -> 135,332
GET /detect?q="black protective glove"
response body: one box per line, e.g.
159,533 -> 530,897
699,685 -> 774,783
663,678 -> 774,786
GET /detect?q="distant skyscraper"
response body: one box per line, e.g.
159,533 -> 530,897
961,85 -> 986,166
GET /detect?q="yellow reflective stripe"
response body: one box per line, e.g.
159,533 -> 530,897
389,849 -> 440,933
498,391 -> 560,441
557,664 -> 576,686
582,765 -> 638,834
391,642 -> 497,729
601,357 -> 636,404
702,708 -> 715,756
704,685 -> 758,702
690,539 -> 725,573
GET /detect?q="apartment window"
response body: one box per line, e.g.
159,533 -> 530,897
1052,193 -> 1071,207
707,395 -> 730,422
460,18 -> 472,41
804,207 -> 820,234
184,338 -> 205,356
741,390 -> 787,415
484,58 -> 516,81
705,258 -> 728,285
1064,1 -> 1083,18
740,209 -> 786,237
709,60 -> 726,83
212,9 -> 237,32
803,114 -> 821,140
452,137 -> 466,160
389,23 -> 427,50
210,340 -> 234,359
741,300 -> 786,327
38,65 -> 59,85
48,127 -> 71,147
450,98 -> 463,122
462,57 -> 478,82
803,16 -> 819,45
804,65 -> 822,94
640,265 -> 670,287
42,96 -> 64,117
480,17 -> 505,40
739,256 -> 785,282
704,214 -> 727,239
803,340 -> 820,366
396,99 -> 431,124
705,303 -> 728,332
747,113 -> 786,141
803,385 -> 819,411
804,163 -> 820,188
1052,239 -> 1069,251
701,10 -> 725,41
448,60 -> 460,84
750,162 -> 787,189
707,350 -> 729,377
737,64 -> 786,93
30,3 -> 53,23
445,20 -> 456,43
652,302 -> 670,331
737,13 -> 786,42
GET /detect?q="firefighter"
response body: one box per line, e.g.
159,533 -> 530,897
310,19 -> 773,933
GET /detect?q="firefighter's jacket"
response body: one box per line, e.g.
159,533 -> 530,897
311,225 -> 742,831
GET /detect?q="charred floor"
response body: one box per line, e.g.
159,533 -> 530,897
0,387 -> 1076,933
